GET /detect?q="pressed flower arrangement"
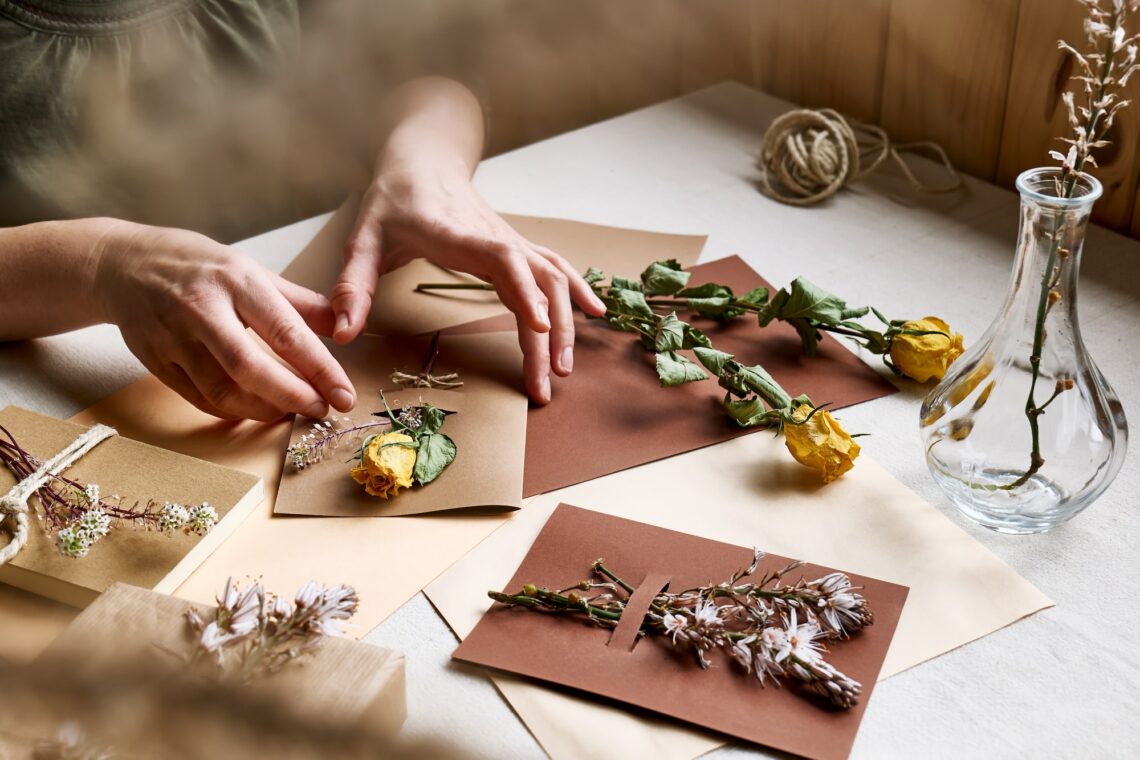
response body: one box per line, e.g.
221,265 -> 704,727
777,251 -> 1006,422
287,396 -> 457,500
420,262 -> 962,483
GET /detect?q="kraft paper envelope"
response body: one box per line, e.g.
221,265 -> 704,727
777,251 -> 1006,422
40,583 -> 407,736
456,504 -> 909,760
0,406 -> 263,608
275,332 -> 526,517
279,197 -> 708,336
426,434 -> 1053,760
443,255 -> 897,496
0,374 -> 508,657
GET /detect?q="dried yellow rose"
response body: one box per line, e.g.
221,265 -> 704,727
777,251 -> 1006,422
783,403 -> 860,484
351,432 -> 416,499
889,317 -> 964,383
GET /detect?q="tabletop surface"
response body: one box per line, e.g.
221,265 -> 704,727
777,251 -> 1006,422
2,82 -> 1138,759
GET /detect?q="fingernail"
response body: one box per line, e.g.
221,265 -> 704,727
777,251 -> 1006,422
591,293 -> 607,312
540,375 -> 551,403
561,346 -> 574,373
335,313 -> 349,336
535,310 -> 551,331
304,400 -> 329,419
330,387 -> 355,412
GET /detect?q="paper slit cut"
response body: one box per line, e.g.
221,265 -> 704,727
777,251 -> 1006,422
0,423 -> 118,566
607,572 -> 671,653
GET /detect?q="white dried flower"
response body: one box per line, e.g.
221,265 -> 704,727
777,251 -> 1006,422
57,526 -> 92,559
76,508 -> 111,540
158,502 -> 190,532
82,483 -> 100,505
186,503 -> 218,536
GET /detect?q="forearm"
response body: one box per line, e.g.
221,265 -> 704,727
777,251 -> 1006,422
375,77 -> 485,181
0,218 -> 124,340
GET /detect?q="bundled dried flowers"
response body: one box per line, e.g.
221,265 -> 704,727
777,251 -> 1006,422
489,550 -> 872,709
286,396 -> 457,500
185,577 -> 359,683
0,425 -> 216,559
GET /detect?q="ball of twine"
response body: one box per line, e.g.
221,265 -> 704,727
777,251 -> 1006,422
757,108 -> 962,206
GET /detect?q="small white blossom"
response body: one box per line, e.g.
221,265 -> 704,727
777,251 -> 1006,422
663,611 -> 687,641
77,507 -> 111,539
82,483 -> 100,505
57,526 -> 92,558
186,503 -> 218,536
158,502 -> 190,532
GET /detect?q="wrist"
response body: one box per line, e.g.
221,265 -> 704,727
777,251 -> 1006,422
85,217 -> 149,326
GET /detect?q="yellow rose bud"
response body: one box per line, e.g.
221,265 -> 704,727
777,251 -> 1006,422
890,317 -> 965,383
350,432 -> 416,499
783,404 -> 861,484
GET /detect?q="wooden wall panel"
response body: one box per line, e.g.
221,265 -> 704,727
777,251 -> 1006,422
879,0 -> 1020,181
677,0 -> 753,93
750,0 -> 891,123
997,0 -> 1140,230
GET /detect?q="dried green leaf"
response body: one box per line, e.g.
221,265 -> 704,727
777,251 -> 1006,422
640,259 -> 691,295
413,432 -> 456,485
654,313 -> 686,352
655,351 -> 709,387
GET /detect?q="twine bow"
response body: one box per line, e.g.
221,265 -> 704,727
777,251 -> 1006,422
390,331 -> 463,390
757,108 -> 962,206
0,424 -> 117,565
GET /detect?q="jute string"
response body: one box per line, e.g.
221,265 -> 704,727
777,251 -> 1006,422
757,108 -> 963,206
0,424 -> 117,565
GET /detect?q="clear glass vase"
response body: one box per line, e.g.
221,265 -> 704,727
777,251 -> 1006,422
920,167 -> 1127,534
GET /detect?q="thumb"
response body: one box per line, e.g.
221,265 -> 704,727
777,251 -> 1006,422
331,220 -> 383,344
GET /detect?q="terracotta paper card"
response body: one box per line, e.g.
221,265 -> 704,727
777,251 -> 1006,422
274,332 -> 526,517
0,406 -> 263,608
444,255 -> 897,496
454,504 -> 908,760
279,197 -> 707,336
426,432 -> 1053,760
40,583 -> 406,736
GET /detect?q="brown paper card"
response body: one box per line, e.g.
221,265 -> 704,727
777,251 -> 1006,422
425,432 -> 1053,760
443,255 -> 897,496
0,407 -> 263,608
454,504 -> 908,760
42,583 -> 406,735
275,333 -> 526,517
52,374 -> 510,649
279,197 -> 707,336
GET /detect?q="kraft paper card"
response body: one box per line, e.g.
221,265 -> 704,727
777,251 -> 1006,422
280,197 -> 707,336
275,333 -> 526,517
444,255 -> 897,496
0,406 -> 263,608
426,434 -> 1053,760
41,583 -> 406,736
455,504 -> 908,760
0,374 -> 511,654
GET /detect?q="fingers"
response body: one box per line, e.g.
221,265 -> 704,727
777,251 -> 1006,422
529,255 -> 575,377
531,244 -> 607,317
332,199 -> 384,343
488,244 -> 551,334
230,285 -> 356,414
517,323 -> 552,405
275,275 -> 336,338
171,344 -> 289,422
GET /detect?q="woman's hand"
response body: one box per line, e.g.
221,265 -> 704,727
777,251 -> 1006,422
331,162 -> 607,404
93,221 -> 356,421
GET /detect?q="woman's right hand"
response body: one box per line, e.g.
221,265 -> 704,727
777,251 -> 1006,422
92,221 -> 355,421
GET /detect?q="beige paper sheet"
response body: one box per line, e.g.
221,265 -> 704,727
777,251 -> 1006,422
276,333 -> 526,517
280,198 -> 708,336
425,433 -> 1053,760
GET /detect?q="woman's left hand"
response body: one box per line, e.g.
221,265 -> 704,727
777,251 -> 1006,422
331,159 -> 607,404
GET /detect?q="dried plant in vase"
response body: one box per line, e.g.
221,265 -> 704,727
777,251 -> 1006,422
489,549 -> 872,709
921,0 -> 1133,532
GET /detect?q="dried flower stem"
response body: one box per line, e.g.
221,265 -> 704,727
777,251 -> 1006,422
488,550 -> 872,708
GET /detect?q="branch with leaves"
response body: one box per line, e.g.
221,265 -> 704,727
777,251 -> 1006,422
489,550 -> 872,709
